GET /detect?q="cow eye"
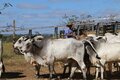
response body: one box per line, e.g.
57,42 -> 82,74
18,40 -> 22,43
37,38 -> 43,40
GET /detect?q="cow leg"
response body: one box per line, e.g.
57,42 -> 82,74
68,64 -> 72,75
34,64 -> 41,78
86,66 -> 90,77
95,67 -> 99,79
104,65 -> 107,79
63,63 -> 68,74
100,66 -> 104,79
53,62 -> 57,74
31,61 -> 40,78
78,62 -> 87,80
68,67 -> 77,79
108,62 -> 112,75
48,64 -> 54,79
63,63 -> 71,74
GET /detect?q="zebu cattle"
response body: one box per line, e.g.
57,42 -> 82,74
104,33 -> 120,71
87,36 -> 120,79
14,35 -> 73,78
20,38 -> 100,79
14,35 -> 44,78
14,36 -> 75,78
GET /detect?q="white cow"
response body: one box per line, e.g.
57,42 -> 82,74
87,36 -> 120,79
14,35 -> 44,78
14,35 -> 73,78
104,33 -> 120,66
20,38 -> 100,79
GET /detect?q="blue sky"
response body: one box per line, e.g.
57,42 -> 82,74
0,0 -> 120,34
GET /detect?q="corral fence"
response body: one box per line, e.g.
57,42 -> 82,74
57,21 -> 120,38
96,21 -> 120,36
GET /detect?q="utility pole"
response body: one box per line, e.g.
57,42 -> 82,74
13,20 -> 16,44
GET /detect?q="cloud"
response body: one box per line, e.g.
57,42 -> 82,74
17,3 -> 49,10
20,13 -> 51,19
19,9 -> 82,20
18,9 -> 85,21
49,9 -> 82,18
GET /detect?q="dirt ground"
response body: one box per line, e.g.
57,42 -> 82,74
0,43 -> 120,80
1,57 -> 120,80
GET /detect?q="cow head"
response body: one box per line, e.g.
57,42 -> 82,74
20,38 -> 34,54
14,35 -> 44,54
13,36 -> 28,54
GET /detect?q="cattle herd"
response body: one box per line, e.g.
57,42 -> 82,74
13,33 -> 120,80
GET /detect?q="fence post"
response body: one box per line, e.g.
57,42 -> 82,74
0,40 -> 3,59
28,29 -> 32,39
0,39 -> 4,77
54,27 -> 58,39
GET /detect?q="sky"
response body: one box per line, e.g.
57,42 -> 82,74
0,0 -> 120,34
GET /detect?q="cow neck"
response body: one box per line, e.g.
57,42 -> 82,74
31,41 -> 44,56
31,43 -> 45,61
33,43 -> 40,49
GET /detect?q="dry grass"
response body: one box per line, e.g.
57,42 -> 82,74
3,42 -> 25,65
1,42 -> 35,80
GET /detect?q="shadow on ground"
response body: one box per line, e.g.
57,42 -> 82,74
0,72 -> 26,79
38,71 -> 120,80
38,72 -> 94,80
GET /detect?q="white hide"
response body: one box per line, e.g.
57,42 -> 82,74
21,38 -> 87,79
91,37 -> 120,79
104,33 -> 120,43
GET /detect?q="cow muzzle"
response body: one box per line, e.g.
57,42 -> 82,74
13,47 -> 21,54
20,50 -> 28,54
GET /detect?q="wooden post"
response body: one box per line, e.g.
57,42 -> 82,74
13,20 -> 16,39
0,39 -> 3,61
28,29 -> 32,39
77,25 -> 81,36
13,20 -> 16,44
114,22 -> 118,33
54,27 -> 58,39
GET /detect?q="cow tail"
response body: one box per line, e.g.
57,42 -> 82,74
84,40 -> 101,59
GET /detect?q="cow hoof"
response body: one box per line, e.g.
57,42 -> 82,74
34,74 -> 39,78
68,77 -> 71,80
57,76 -> 61,79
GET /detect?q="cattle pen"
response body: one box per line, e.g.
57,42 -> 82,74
0,21 -> 120,80
0,35 -> 119,80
